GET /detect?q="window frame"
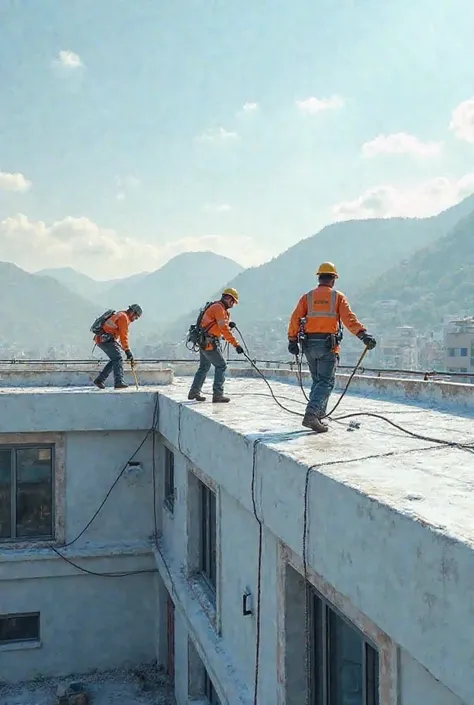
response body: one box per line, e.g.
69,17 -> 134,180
199,480 -> 217,597
309,586 -> 379,705
0,612 -> 40,645
164,446 -> 175,513
204,668 -> 221,705
0,443 -> 55,543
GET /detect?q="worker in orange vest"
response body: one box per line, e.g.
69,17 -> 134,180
188,288 -> 244,403
288,263 -> 376,433
93,304 -> 143,389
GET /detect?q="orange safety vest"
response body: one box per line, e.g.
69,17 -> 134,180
288,285 -> 365,342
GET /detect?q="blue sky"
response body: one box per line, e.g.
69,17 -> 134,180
0,0 -> 473,277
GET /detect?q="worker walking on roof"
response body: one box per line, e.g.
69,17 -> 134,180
93,304 -> 143,390
188,288 -> 244,403
288,263 -> 376,433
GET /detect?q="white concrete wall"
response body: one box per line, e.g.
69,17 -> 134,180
400,650 -> 465,705
156,388 -> 474,705
0,427 -> 158,684
0,569 -> 156,682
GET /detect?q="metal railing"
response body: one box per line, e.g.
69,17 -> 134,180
0,357 -> 472,382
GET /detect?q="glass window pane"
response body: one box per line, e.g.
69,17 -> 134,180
16,448 -> 53,538
328,610 -> 364,705
365,644 -> 379,705
209,490 -> 216,588
0,450 -> 12,539
310,593 -> 324,705
0,613 -> 39,643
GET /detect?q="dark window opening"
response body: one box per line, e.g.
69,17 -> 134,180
199,481 -> 216,596
0,446 -> 54,541
310,588 -> 379,705
164,448 -> 175,512
0,613 -> 40,644
204,669 -> 221,705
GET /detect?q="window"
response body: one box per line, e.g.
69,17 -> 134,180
0,446 -> 54,541
448,348 -> 456,357
199,481 -> 216,594
310,589 -> 379,705
164,447 -> 175,512
461,348 -> 468,357
204,669 -> 221,705
0,613 -> 40,644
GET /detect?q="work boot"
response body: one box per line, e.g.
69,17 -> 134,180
188,390 -> 206,402
114,382 -> 129,389
212,394 -> 230,403
93,378 -> 105,390
302,412 -> 328,433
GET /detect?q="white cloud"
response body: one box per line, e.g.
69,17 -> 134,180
0,171 -> 31,192
333,173 -> 474,221
450,98 -> 474,143
196,127 -> 238,142
362,132 -> 442,158
296,95 -> 344,115
241,102 -> 259,113
54,50 -> 83,69
0,214 -> 267,277
203,203 -> 232,213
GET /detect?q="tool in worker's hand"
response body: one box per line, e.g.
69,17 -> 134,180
130,360 -> 139,389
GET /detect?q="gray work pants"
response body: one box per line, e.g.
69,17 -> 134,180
303,338 -> 337,416
96,340 -> 124,385
190,345 -> 227,396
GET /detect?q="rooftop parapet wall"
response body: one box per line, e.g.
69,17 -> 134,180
226,366 -> 474,413
0,364 -> 173,388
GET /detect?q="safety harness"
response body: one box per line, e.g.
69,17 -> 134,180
186,301 -> 219,352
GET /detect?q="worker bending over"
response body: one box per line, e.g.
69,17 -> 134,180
188,288 -> 243,403
288,262 -> 376,433
93,304 -> 143,389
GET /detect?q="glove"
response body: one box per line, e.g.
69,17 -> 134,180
288,340 -> 300,356
235,345 -> 244,355
125,349 -> 134,362
358,332 -> 377,350
229,321 -> 237,329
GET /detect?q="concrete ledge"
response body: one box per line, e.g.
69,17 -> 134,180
0,365 -> 173,388
153,542 -> 251,705
226,366 -> 474,413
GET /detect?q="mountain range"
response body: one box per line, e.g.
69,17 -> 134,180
164,195 -> 474,340
2,195 -> 474,358
0,252 -> 243,356
0,262 -> 99,356
354,209 -> 474,331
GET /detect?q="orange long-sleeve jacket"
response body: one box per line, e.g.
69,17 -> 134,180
201,301 -> 239,351
288,286 -> 366,351
96,311 -> 131,350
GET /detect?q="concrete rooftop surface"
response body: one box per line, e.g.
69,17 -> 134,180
0,666 -> 175,705
2,372 -> 473,547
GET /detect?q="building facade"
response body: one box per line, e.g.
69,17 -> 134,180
1,369 -> 472,705
444,317 -> 474,374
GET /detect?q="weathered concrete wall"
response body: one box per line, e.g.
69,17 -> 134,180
65,431 -> 154,546
156,386 -> 474,705
0,568 -> 156,682
399,650 -> 466,705
0,427 -> 158,684
0,365 -> 173,388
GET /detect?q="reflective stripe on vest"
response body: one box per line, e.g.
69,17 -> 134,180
306,288 -> 338,318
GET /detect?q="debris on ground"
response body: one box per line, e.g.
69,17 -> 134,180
0,664 -> 175,705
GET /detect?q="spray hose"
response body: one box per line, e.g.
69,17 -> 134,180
233,325 -> 369,419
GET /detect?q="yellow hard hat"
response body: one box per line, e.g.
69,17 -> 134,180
316,261 -> 338,278
222,287 -> 239,303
